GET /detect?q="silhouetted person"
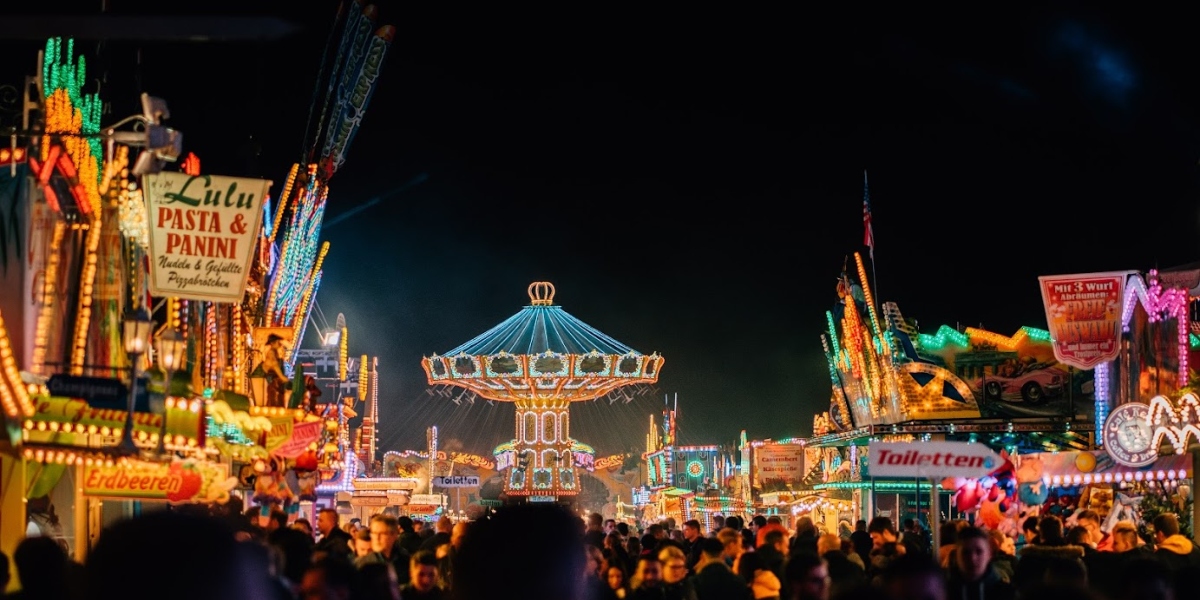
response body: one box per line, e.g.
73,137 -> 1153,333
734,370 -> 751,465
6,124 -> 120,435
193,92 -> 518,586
298,556 -> 361,600
453,504 -> 585,600
86,511 -> 272,600
1017,584 -> 1099,600
689,537 -> 749,600
1111,557 -> 1174,600
0,549 -> 9,593
850,520 -> 872,565
1014,515 -> 1085,594
10,536 -> 74,600
879,553 -> 946,600
945,527 -> 1015,600
783,552 -> 830,600
265,508 -> 314,585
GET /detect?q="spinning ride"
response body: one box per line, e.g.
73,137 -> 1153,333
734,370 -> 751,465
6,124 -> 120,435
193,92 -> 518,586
422,282 -> 663,498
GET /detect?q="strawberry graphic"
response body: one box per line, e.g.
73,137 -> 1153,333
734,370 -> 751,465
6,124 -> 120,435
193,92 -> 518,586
166,463 -> 203,503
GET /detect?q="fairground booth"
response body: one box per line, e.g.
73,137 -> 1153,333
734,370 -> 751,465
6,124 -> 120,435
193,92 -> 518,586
0,30 -> 394,579
638,397 -> 745,531
805,253 -> 1197,540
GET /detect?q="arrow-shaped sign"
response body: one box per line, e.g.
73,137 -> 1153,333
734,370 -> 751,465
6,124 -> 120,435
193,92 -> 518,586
869,441 -> 1003,479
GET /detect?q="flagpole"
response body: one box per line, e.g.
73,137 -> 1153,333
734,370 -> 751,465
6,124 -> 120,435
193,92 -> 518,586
864,170 -> 879,307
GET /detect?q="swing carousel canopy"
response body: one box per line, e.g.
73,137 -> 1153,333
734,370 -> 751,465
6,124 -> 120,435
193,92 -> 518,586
421,282 -> 663,402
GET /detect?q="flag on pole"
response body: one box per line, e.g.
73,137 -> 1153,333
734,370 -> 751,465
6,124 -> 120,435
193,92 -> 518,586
862,170 -> 874,260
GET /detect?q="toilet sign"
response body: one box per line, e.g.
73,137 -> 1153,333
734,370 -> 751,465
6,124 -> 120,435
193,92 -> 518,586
869,441 -> 1002,479
431,475 -> 479,488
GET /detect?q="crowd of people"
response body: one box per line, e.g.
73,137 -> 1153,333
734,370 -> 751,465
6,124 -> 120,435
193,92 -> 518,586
0,502 -> 1196,600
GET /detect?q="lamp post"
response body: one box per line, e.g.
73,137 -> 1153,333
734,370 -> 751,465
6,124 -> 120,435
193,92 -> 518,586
155,328 -> 186,457
119,307 -> 152,455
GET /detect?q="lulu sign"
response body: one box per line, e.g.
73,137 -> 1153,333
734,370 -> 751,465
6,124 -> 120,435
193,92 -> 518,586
753,443 -> 805,488
144,172 -> 271,303
83,459 -> 231,504
1038,271 -> 1133,370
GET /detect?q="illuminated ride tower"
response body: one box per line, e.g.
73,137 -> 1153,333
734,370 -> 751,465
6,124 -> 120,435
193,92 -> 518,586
421,282 -> 664,500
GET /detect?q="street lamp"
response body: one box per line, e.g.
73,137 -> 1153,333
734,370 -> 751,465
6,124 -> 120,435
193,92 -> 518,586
155,328 -> 186,456
118,307 -> 152,455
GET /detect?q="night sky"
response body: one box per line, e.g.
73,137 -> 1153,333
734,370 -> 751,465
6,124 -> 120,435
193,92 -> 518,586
3,4 -> 1200,456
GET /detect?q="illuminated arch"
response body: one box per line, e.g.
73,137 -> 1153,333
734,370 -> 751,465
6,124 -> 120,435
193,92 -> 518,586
898,362 -> 979,420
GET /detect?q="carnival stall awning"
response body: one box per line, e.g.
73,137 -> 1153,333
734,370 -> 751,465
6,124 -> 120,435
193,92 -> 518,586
1031,450 -> 1192,487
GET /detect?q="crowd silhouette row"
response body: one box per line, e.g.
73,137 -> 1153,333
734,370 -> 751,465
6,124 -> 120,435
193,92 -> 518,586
0,500 -> 1196,600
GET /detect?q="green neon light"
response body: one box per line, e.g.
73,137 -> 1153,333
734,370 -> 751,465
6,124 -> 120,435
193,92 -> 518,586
813,481 -> 947,492
42,37 -> 103,187
918,325 -> 969,350
826,311 -> 842,357
1020,327 -> 1052,343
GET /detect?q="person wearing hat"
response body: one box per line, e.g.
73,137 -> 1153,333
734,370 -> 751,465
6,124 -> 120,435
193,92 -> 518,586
252,333 -> 291,407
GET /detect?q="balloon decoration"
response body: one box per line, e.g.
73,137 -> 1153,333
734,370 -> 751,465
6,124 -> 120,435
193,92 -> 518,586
252,455 -> 297,508
1016,455 -> 1048,507
978,485 -> 1008,529
942,449 -> 1018,520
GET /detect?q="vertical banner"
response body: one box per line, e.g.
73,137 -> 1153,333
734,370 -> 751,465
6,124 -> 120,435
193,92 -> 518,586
752,443 -> 805,488
143,173 -> 271,303
1038,271 -> 1133,370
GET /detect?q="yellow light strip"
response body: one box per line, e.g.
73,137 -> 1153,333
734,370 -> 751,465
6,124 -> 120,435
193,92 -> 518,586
232,304 -> 244,394
358,354 -> 368,401
31,221 -> 67,374
963,327 -> 1028,350
338,328 -> 349,381
22,446 -> 131,468
854,253 -> 881,337
99,144 -> 128,195
0,307 -> 34,417
70,206 -> 102,375
206,303 -> 217,389
248,406 -> 308,419
269,163 -> 299,242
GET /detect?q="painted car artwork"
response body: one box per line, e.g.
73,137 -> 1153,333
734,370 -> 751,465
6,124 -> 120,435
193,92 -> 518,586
975,362 -> 1067,405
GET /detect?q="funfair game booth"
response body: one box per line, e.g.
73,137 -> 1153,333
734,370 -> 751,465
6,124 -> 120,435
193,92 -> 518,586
1041,268 -> 1200,534
19,392 -> 235,561
1012,448 -> 1192,538
810,254 -> 1098,528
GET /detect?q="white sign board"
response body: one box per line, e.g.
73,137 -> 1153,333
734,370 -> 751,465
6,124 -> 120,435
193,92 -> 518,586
869,441 -> 1002,479
432,475 -> 480,488
753,443 -> 805,488
410,494 -> 444,506
144,172 -> 271,303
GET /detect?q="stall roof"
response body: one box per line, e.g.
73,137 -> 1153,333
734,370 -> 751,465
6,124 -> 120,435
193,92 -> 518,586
1032,450 -> 1192,485
658,487 -> 695,497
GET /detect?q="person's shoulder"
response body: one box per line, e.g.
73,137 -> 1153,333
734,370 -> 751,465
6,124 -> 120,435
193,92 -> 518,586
355,553 -> 383,567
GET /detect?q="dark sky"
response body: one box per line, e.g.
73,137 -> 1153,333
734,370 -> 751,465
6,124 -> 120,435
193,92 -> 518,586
4,3 -> 1200,456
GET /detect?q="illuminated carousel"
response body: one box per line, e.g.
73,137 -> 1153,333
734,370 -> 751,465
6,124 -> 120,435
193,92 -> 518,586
422,282 -> 663,499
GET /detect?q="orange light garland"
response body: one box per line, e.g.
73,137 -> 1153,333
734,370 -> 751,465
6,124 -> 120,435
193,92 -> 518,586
0,307 -> 35,417
31,221 -> 66,374
69,205 -> 102,375
269,163 -> 300,242
42,88 -> 101,215
232,304 -> 245,393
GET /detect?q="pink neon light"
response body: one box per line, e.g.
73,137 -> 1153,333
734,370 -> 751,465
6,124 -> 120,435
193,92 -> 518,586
1121,270 -> 1189,387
